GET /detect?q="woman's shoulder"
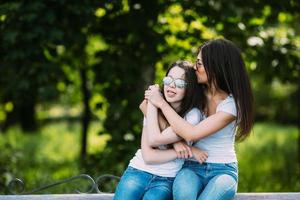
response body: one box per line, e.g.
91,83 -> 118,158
217,94 -> 237,116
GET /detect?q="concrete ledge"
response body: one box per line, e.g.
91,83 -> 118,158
0,193 -> 300,200
0,194 -> 113,200
234,193 -> 300,200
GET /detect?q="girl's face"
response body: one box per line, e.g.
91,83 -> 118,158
163,66 -> 186,108
194,52 -> 208,84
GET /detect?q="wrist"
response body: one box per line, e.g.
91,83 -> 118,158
158,100 -> 167,109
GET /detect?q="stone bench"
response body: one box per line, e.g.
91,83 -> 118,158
1,193 -> 300,200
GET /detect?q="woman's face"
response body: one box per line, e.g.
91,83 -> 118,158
163,66 -> 186,107
194,52 -> 208,84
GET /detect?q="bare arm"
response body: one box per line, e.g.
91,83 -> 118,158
139,99 -> 147,116
141,125 -> 178,164
145,86 -> 236,143
146,102 -> 182,146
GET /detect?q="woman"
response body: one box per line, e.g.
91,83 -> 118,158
114,61 -> 208,200
145,39 -> 254,200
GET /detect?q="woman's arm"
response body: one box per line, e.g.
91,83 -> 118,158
141,125 -> 178,164
145,86 -> 236,142
146,102 -> 182,146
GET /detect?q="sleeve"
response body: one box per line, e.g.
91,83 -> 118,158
184,108 -> 202,145
217,98 -> 237,117
184,108 -> 202,125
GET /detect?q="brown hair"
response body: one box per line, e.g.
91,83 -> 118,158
200,39 -> 254,141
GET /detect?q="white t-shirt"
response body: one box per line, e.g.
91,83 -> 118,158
193,95 -> 238,163
129,108 -> 202,177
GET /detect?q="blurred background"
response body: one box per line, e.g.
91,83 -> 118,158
0,0 -> 299,194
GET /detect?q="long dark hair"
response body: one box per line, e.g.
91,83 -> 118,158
200,39 -> 254,141
163,60 -> 205,118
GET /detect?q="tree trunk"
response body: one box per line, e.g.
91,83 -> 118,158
80,67 -> 91,163
19,100 -> 37,132
297,85 -> 300,166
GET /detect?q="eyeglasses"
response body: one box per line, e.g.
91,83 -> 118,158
162,76 -> 187,89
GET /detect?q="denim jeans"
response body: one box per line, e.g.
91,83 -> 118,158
173,161 -> 238,200
114,166 -> 174,200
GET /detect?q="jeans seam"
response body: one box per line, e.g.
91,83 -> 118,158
145,175 -> 155,191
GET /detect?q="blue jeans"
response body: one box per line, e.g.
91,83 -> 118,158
173,161 -> 238,200
114,166 -> 174,200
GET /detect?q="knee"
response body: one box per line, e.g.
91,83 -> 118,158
114,176 -> 144,198
199,174 -> 237,200
214,174 -> 237,191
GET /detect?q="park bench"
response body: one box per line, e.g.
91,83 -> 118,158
0,174 -> 299,200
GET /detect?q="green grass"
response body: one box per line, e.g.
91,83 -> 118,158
0,121 -> 299,194
236,122 -> 300,192
0,121 -> 110,194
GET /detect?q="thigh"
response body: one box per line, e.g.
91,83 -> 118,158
143,177 -> 173,200
197,174 -> 237,200
114,167 -> 150,200
173,168 -> 204,200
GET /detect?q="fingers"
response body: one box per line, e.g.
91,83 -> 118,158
178,150 -> 188,159
147,84 -> 160,91
196,152 -> 208,164
187,147 -> 193,158
177,147 -> 192,159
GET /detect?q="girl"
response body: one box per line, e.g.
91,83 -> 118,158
114,61 -> 208,200
145,39 -> 254,200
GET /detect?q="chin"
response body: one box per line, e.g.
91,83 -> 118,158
165,97 -> 172,103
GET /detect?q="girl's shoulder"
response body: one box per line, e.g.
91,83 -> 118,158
184,107 -> 204,125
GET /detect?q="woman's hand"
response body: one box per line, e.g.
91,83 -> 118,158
191,147 -> 208,164
173,141 -> 193,159
144,84 -> 165,108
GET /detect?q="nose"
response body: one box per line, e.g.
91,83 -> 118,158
169,81 -> 176,88
193,65 -> 197,70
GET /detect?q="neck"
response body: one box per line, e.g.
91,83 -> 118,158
206,84 -> 228,100
206,83 -> 218,96
170,102 -> 181,112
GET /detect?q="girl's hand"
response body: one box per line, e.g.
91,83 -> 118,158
173,141 -> 193,159
144,84 -> 165,108
191,147 -> 208,164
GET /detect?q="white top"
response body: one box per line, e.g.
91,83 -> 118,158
129,108 -> 202,177
192,95 -> 238,163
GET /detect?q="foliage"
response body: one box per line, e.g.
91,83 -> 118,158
0,0 -> 299,194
